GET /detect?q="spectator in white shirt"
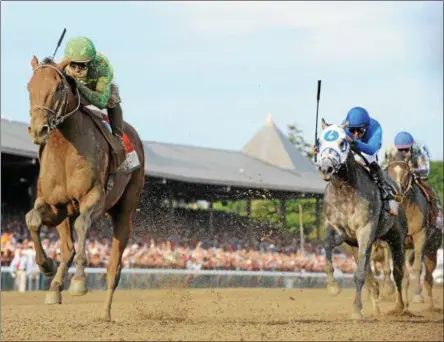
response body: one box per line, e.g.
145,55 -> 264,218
9,246 -> 29,292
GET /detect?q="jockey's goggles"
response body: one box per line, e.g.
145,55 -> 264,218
69,61 -> 90,69
348,127 -> 366,135
397,148 -> 411,153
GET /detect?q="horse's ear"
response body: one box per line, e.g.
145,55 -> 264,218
56,58 -> 71,71
321,118 -> 329,130
31,56 -> 39,71
339,120 -> 349,129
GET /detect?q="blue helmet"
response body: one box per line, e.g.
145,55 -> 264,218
394,131 -> 415,149
345,107 -> 371,128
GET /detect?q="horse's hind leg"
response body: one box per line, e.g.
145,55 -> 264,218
45,217 -> 76,304
324,224 -> 344,296
423,252 -> 440,311
25,197 -> 66,277
69,187 -> 105,296
102,173 -> 143,321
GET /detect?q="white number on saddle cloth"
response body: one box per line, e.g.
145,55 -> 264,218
318,125 -> 350,168
101,119 -> 141,174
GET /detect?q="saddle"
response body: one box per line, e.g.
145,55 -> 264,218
81,106 -> 141,175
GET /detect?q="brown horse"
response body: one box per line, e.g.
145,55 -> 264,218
25,56 -> 145,321
387,157 -> 442,311
368,240 -> 395,300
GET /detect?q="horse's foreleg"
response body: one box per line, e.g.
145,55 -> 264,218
384,224 -> 406,315
382,243 -> 396,299
324,225 -> 344,296
402,249 -> 414,309
355,247 -> 381,316
351,224 -> 376,320
45,217 -> 76,304
25,197 -> 66,277
69,187 -> 104,296
411,230 -> 426,304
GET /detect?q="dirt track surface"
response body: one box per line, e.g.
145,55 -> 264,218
2,287 -> 443,341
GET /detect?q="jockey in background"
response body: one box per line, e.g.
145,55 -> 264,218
62,36 -> 126,168
382,131 -> 443,230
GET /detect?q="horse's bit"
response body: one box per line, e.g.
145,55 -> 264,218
30,64 -> 81,131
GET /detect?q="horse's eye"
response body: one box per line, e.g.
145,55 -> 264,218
339,140 -> 347,151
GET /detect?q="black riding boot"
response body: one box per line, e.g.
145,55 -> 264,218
107,104 -> 126,169
369,161 -> 394,201
108,104 -> 124,142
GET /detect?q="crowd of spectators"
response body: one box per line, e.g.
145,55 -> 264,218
2,205 -> 358,274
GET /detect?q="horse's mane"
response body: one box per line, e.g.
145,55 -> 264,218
41,57 -> 55,65
40,57 -> 78,94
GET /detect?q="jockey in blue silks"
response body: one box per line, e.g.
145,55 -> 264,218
342,106 -> 395,201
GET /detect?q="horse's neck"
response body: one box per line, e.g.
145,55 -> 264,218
406,177 -> 422,202
46,113 -> 82,153
332,153 -> 358,188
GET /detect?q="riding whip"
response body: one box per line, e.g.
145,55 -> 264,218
51,28 -> 67,61
314,80 -> 322,163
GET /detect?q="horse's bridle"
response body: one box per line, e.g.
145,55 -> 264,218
30,64 -> 81,131
388,160 -> 414,197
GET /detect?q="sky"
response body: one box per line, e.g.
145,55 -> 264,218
1,1 -> 443,161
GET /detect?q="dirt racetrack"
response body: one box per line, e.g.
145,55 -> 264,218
2,287 -> 443,341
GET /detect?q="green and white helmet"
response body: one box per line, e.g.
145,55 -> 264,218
64,36 -> 97,62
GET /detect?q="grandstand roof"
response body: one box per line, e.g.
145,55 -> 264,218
242,113 -> 316,173
1,117 -> 326,194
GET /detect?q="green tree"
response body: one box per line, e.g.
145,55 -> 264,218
429,160 -> 443,204
287,123 -> 314,159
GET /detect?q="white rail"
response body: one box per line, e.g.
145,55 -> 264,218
1,266 -> 355,278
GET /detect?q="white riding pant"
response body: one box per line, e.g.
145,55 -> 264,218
353,152 -> 377,165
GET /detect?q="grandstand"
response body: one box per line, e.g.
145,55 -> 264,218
1,114 -> 327,265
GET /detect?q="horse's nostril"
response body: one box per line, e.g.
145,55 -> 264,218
41,126 -> 49,136
327,166 -> 333,173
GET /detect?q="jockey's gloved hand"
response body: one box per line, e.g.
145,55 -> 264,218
347,136 -> 359,152
312,139 -> 320,154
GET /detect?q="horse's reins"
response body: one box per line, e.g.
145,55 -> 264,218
30,64 -> 81,131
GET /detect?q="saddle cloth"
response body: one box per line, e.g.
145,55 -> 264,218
81,106 -> 140,175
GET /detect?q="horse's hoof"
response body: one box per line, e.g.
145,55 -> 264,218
412,294 -> 425,304
351,312 -> 363,320
69,279 -> 88,296
327,283 -> 341,297
100,311 -> 112,322
45,290 -> 62,305
39,258 -> 58,278
383,283 -> 395,295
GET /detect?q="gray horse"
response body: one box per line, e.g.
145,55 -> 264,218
317,119 -> 407,320
387,154 -> 443,311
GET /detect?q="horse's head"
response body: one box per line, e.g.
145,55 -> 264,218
317,118 -> 350,181
27,56 -> 78,145
387,152 -> 412,193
